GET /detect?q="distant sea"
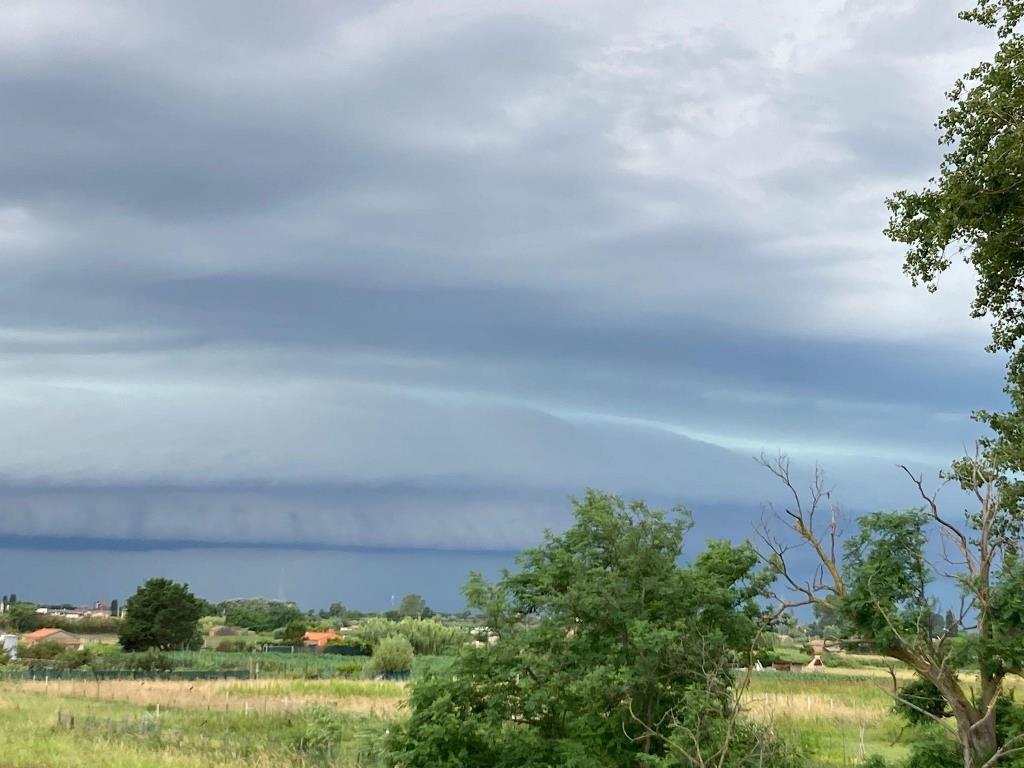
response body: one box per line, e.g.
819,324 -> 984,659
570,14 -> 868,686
0,543 -> 516,614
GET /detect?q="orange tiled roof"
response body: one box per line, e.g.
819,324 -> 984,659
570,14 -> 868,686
303,631 -> 340,641
23,627 -> 69,640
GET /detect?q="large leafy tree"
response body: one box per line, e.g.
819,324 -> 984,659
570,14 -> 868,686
389,490 -> 800,768
217,598 -> 303,632
119,577 -> 203,651
774,0 -> 1024,763
886,0 -> 1024,504
4,602 -> 39,633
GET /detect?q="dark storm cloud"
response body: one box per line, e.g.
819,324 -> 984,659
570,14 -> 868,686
0,0 -> 1004,550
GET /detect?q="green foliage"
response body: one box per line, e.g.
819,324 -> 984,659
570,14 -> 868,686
218,598 -> 303,633
326,635 -> 372,655
44,616 -> 121,634
320,601 -> 349,622
388,490 -> 790,768
18,640 -> 68,660
293,703 -> 348,756
123,648 -> 174,673
986,556 -> 1024,675
214,639 -> 252,653
5,602 -> 39,632
894,676 -> 950,726
16,640 -> 92,669
903,728 -> 962,768
886,0 -> 1024,356
397,594 -> 430,619
280,620 -> 307,646
369,635 -> 414,676
351,617 -> 396,648
886,0 -> 1024,513
353,617 -> 465,656
119,578 -> 203,652
841,510 -> 931,654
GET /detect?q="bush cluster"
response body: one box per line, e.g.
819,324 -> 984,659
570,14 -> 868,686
368,635 -> 414,676
353,617 -> 467,656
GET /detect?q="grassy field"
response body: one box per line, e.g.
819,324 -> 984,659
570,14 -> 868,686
0,657 -> 959,767
0,686 -> 392,767
747,671 -> 910,766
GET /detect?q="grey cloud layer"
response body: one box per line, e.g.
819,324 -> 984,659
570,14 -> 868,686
0,0 -> 1004,548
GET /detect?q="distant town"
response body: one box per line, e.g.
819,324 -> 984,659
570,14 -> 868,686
0,595 -> 122,620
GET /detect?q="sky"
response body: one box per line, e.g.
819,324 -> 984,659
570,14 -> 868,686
0,0 -> 1008,608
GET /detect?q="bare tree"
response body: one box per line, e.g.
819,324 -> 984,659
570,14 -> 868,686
756,451 -> 1024,768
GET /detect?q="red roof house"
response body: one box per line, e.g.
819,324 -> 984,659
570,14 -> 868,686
22,627 -> 83,649
303,630 -> 342,649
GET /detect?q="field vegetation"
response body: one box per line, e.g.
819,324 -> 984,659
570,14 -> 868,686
3,654 -> 1001,767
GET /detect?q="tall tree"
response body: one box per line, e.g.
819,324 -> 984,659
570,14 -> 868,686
390,491 -> 798,768
397,593 -> 429,619
5,602 -> 38,632
834,1 -> 1024,762
886,0 -> 1024,505
756,453 -> 1023,767
119,578 -> 202,652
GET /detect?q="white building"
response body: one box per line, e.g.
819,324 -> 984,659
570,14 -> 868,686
0,633 -> 18,661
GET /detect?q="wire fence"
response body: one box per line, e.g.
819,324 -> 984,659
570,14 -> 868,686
0,668 -> 255,681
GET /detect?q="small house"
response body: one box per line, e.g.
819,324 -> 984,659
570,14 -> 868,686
304,630 -> 342,649
21,627 -> 83,650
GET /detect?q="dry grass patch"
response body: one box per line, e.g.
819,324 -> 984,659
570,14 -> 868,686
6,678 -> 406,718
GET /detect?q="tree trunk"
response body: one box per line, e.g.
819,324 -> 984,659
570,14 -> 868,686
953,707 -> 998,768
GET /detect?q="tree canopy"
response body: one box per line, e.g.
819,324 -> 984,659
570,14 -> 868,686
886,0 -> 1024,505
757,449 -> 1024,767
218,598 -> 303,632
774,3 -> 1024,762
397,593 -> 430,619
119,578 -> 203,652
389,490 -> 799,768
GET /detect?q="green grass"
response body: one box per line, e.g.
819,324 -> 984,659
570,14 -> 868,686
164,650 -> 369,677
746,671 -> 911,766
1,656 -> 946,767
224,678 -> 403,699
0,686 -> 390,767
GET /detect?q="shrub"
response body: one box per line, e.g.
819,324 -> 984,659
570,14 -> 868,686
894,676 -> 949,725
215,639 -> 251,653
294,704 -> 347,755
125,649 -> 173,673
351,617 -> 395,648
903,728 -> 961,768
18,641 -> 92,669
219,598 -> 303,633
49,616 -> 121,634
281,620 -> 307,646
18,640 -> 68,661
369,635 -> 413,676
353,617 -> 466,655
325,635 -> 372,655
334,659 -> 367,678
